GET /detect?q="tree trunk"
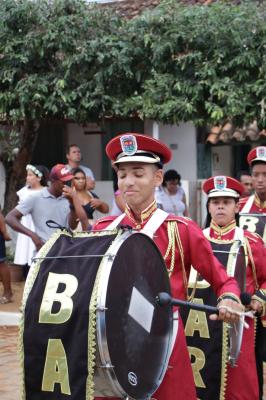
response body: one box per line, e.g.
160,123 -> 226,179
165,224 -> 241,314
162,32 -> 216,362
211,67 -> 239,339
3,119 -> 39,214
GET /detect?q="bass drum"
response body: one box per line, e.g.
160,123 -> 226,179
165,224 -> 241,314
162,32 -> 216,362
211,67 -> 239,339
22,229 -> 173,400
95,230 -> 173,399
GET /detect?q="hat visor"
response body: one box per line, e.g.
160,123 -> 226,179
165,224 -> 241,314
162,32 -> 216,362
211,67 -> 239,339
208,191 -> 240,199
60,175 -> 73,182
250,157 -> 266,165
114,155 -> 160,165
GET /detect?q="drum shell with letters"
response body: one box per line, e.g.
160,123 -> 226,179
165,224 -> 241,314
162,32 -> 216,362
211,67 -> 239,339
21,229 -> 173,400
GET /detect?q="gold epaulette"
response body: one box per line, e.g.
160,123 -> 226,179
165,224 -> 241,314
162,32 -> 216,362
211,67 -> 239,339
165,216 -> 190,225
94,216 -> 116,225
245,230 -> 263,243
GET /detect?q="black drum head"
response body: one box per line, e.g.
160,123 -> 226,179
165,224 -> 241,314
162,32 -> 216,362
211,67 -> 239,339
104,233 -> 172,399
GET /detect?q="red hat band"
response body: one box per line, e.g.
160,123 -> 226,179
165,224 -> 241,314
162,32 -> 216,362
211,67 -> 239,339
203,176 -> 244,198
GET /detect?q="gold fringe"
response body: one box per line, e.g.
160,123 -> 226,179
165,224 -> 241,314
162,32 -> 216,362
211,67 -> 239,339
245,237 -> 259,290
86,229 -> 122,399
220,323 -> 229,400
163,221 -> 189,299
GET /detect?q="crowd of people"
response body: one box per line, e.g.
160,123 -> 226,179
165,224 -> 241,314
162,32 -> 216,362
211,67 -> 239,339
0,134 -> 265,400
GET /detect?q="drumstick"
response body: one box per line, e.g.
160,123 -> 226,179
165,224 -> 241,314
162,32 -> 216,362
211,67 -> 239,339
156,292 -> 219,314
156,293 -> 254,325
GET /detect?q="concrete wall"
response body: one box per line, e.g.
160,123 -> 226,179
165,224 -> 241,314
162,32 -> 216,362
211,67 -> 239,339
211,146 -> 232,176
144,120 -> 197,181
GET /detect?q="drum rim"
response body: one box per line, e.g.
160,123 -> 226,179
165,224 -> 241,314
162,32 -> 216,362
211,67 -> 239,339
96,231 -> 131,397
96,230 -> 173,399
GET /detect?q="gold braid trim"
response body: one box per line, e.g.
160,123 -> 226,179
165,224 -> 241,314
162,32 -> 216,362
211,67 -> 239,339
164,221 -> 176,277
86,262 -> 100,400
86,229 -> 123,399
19,229 -> 65,400
163,221 -> 189,299
220,323 -> 229,400
245,237 -> 259,290
174,223 -> 189,300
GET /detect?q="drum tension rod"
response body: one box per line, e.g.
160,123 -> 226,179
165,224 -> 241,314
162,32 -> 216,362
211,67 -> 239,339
96,306 -> 108,311
107,254 -> 115,262
98,363 -> 114,369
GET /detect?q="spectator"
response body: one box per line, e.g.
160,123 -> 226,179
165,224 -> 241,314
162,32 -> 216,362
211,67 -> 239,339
5,164 -> 88,253
0,209 -> 12,304
65,144 -> 95,190
71,167 -> 109,227
155,169 -> 188,216
237,170 -> 253,197
14,164 -> 49,276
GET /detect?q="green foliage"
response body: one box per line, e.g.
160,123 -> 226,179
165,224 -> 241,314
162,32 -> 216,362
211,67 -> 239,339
0,0 -> 128,122
124,0 -> 266,126
0,0 -> 265,127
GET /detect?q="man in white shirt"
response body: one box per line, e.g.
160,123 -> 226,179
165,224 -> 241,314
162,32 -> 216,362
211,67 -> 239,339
65,144 -> 95,189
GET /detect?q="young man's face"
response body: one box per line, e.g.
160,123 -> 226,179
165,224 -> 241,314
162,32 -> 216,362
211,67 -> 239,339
251,163 -> 266,196
117,163 -> 163,211
239,174 -> 253,196
67,146 -> 82,163
208,197 -> 239,227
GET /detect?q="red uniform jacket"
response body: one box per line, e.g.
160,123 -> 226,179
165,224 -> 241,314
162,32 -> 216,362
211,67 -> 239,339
239,193 -> 266,214
205,222 -> 266,400
93,205 -> 240,400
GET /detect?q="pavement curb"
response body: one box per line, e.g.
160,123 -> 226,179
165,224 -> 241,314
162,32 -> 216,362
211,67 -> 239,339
0,311 -> 21,326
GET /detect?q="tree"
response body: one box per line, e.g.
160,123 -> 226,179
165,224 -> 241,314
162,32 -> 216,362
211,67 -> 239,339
120,0 -> 266,127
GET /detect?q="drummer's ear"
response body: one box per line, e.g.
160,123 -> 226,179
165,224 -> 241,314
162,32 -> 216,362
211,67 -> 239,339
234,200 -> 240,214
154,168 -> 163,187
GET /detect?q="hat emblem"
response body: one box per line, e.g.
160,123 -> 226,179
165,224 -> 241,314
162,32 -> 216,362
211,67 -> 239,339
61,167 -> 71,176
120,135 -> 138,156
256,147 -> 266,160
214,176 -> 227,190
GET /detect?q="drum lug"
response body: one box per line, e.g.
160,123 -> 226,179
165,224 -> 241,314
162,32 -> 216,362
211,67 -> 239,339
98,362 -> 114,369
107,254 -> 115,262
96,306 -> 108,311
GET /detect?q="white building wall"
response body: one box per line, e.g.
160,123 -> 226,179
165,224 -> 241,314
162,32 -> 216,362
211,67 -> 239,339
66,123 -> 102,180
144,121 -> 197,181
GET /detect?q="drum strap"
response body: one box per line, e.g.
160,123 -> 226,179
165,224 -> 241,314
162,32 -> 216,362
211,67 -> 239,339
140,209 -> 169,238
104,209 -> 169,239
104,213 -> 126,230
241,195 -> 255,213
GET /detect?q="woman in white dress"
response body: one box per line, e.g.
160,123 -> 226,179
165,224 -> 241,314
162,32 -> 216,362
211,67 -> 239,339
155,169 -> 188,216
14,164 -> 49,273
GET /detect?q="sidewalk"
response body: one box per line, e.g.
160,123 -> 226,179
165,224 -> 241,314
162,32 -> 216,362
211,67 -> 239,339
0,282 -> 24,400
0,282 -> 266,399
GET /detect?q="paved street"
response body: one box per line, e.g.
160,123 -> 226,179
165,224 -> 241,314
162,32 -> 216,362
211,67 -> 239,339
0,282 -> 265,400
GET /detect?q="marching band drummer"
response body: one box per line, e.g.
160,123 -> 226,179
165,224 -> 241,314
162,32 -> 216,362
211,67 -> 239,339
93,133 -> 244,400
201,176 -> 266,400
239,146 -> 266,400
